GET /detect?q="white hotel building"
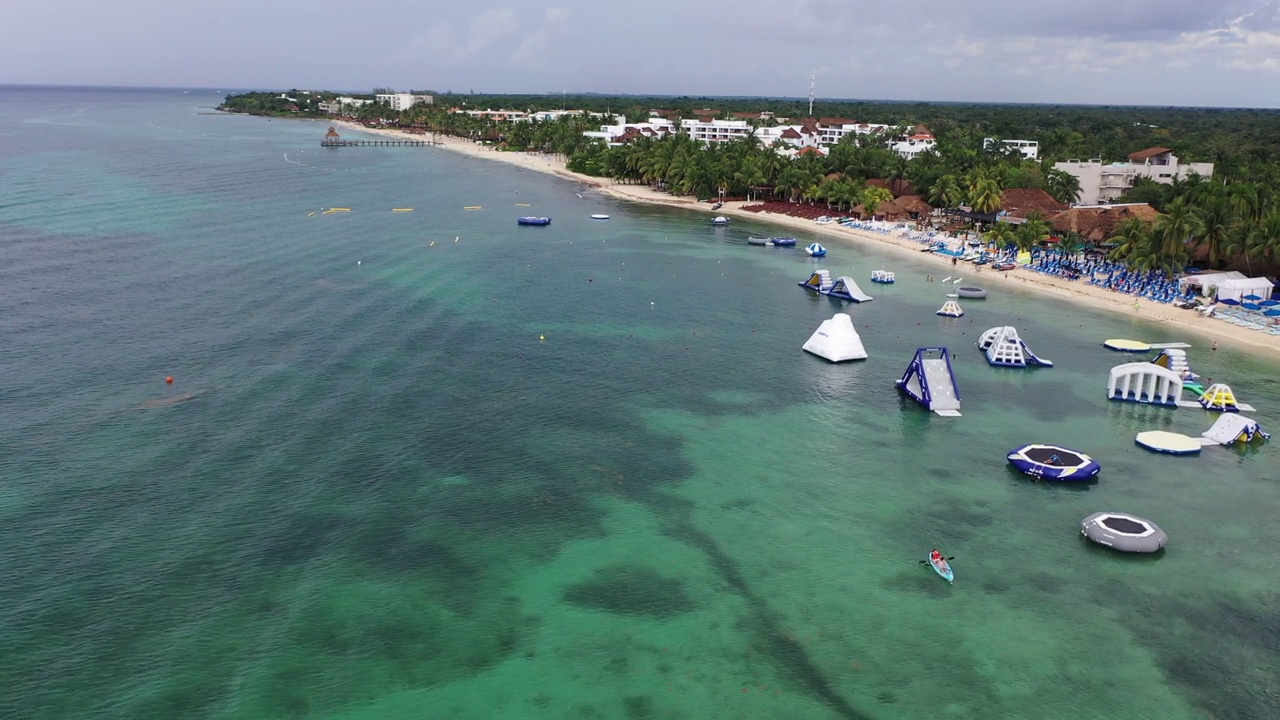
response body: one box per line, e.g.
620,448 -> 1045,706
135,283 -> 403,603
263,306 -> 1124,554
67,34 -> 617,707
983,138 -> 1040,161
583,114 -> 931,159
374,93 -> 434,111
1053,148 -> 1214,205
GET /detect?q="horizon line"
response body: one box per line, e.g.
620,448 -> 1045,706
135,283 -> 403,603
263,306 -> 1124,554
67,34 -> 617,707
2,82 -> 1278,112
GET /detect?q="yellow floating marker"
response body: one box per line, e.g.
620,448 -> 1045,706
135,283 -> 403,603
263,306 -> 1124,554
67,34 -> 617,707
464,205 -> 482,210
539,334 -> 545,342
392,208 -> 413,212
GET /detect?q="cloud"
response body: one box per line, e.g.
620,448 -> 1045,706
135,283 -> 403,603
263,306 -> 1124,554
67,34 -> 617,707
397,8 -> 521,68
511,7 -> 574,72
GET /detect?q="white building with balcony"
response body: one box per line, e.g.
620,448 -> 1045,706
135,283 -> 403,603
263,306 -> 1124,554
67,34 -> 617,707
1053,148 -> 1214,205
375,93 -> 433,111
984,138 -> 1040,160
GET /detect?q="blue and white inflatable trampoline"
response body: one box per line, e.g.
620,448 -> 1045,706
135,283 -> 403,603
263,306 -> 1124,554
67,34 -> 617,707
1007,444 -> 1100,481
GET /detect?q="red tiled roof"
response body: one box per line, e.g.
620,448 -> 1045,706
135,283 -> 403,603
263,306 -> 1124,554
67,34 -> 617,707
1048,204 -> 1161,237
1127,147 -> 1173,162
780,127 -> 802,139
1001,189 -> 1067,215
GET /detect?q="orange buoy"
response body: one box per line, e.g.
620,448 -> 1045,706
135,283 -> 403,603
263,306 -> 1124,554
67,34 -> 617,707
165,376 -> 174,384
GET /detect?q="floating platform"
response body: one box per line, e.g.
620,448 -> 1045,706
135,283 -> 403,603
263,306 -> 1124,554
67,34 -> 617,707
1104,339 -> 1192,352
871,270 -> 896,283
1201,414 -> 1270,445
978,326 -> 1053,368
748,236 -> 771,246
1007,444 -> 1100,480
590,214 -> 610,220
896,347 -> 961,416
937,300 -> 964,318
802,313 -> 868,362
805,243 -> 827,257
798,270 -> 873,303
711,216 -> 730,225
1107,363 -> 1184,406
1081,512 -> 1167,553
1135,431 -> 1202,455
956,286 -> 987,299
770,236 -> 797,247
517,216 -> 551,226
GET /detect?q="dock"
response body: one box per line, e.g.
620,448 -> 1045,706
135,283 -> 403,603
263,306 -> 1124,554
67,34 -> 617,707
321,138 -> 437,147
321,126 -> 439,147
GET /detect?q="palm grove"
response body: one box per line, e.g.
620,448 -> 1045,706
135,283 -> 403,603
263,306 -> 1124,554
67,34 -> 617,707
224,91 -> 1280,276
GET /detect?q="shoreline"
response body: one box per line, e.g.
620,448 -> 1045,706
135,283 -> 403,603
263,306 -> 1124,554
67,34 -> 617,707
330,120 -> 1280,358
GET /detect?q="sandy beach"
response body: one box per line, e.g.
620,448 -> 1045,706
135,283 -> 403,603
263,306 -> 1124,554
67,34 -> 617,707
334,120 -> 1280,358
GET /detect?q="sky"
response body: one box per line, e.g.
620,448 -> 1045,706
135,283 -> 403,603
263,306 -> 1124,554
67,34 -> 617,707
3,0 -> 1280,107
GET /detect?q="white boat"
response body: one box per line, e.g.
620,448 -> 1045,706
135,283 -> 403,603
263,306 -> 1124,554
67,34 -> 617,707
590,214 -> 610,220
711,216 -> 730,225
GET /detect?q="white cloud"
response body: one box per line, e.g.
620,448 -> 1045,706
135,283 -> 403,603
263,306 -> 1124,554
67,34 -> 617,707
510,7 -> 574,71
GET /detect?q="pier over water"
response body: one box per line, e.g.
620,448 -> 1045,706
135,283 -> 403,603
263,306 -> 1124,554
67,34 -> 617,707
321,126 -> 438,147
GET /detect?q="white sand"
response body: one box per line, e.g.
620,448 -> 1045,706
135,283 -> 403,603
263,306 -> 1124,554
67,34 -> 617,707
333,121 -> 1280,358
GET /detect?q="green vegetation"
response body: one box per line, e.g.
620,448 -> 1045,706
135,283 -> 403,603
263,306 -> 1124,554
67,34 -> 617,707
220,90 -> 1280,274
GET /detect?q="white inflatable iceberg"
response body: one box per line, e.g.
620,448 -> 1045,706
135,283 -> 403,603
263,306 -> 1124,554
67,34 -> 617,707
803,313 -> 868,362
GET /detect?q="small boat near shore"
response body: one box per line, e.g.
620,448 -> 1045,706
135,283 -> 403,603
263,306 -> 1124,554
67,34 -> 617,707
517,216 -> 551,226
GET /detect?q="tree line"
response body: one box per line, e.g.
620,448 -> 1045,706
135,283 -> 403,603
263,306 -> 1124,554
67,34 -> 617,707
221,91 -> 1280,275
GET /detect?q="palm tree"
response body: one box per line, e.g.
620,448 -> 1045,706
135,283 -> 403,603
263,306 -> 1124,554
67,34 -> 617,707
982,222 -> 1018,250
969,178 -> 1003,215
1151,197 -> 1204,264
928,175 -> 963,209
1045,168 -> 1081,206
861,186 -> 894,217
1108,217 -> 1152,264
1194,194 -> 1235,269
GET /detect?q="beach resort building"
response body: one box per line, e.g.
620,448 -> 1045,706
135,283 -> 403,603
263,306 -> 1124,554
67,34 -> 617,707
375,93 -> 433,111
583,115 -> 930,159
319,96 -> 374,115
984,138 -> 1040,161
1053,148 -> 1214,205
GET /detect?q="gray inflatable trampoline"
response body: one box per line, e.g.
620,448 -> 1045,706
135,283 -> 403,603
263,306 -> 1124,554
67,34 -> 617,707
1081,512 -> 1168,553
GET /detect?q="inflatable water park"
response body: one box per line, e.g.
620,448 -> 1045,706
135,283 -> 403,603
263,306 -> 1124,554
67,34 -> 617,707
870,270 -> 896,284
1133,415 -> 1270,455
1197,383 -> 1256,412
802,313 -> 868,362
1081,512 -> 1167,553
711,216 -> 730,225
517,216 -> 551,226
895,347 -> 962,417
798,270 -> 874,303
977,326 -> 1054,368
1106,363 -> 1185,406
1006,444 -> 1100,481
936,300 -> 964,318
805,243 -> 827,257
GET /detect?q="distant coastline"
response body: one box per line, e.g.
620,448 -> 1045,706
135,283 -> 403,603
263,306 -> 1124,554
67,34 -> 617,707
322,119 -> 1280,357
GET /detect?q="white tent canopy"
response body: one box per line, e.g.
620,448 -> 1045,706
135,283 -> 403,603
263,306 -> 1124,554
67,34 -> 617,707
1215,276 -> 1275,303
1178,271 -> 1244,296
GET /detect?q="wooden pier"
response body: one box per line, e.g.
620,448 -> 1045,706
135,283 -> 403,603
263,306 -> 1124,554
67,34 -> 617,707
321,126 -> 438,147
321,138 -> 437,147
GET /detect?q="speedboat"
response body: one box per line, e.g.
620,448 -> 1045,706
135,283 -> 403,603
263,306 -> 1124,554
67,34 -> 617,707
517,216 -> 551,226
711,216 -> 730,225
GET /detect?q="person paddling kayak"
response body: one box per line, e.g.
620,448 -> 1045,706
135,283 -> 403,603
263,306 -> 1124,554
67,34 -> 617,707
930,549 -> 943,563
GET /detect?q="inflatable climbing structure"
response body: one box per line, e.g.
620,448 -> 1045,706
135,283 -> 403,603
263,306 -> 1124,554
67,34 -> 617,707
896,347 -> 962,416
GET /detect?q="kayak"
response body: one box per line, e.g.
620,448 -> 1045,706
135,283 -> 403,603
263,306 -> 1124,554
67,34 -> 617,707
928,555 -> 954,583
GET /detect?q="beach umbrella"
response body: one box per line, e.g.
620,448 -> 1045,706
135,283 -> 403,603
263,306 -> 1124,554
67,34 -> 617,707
1243,294 -> 1262,301
1260,300 -> 1279,307
1242,302 -> 1262,311
1265,309 -> 1280,317
1220,298 -> 1240,306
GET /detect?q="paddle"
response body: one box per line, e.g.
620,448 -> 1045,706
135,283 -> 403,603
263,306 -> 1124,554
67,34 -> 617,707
918,557 -> 955,564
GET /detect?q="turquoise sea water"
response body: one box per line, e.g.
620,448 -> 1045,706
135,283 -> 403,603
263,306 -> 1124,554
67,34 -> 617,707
1,87 -> 1278,720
